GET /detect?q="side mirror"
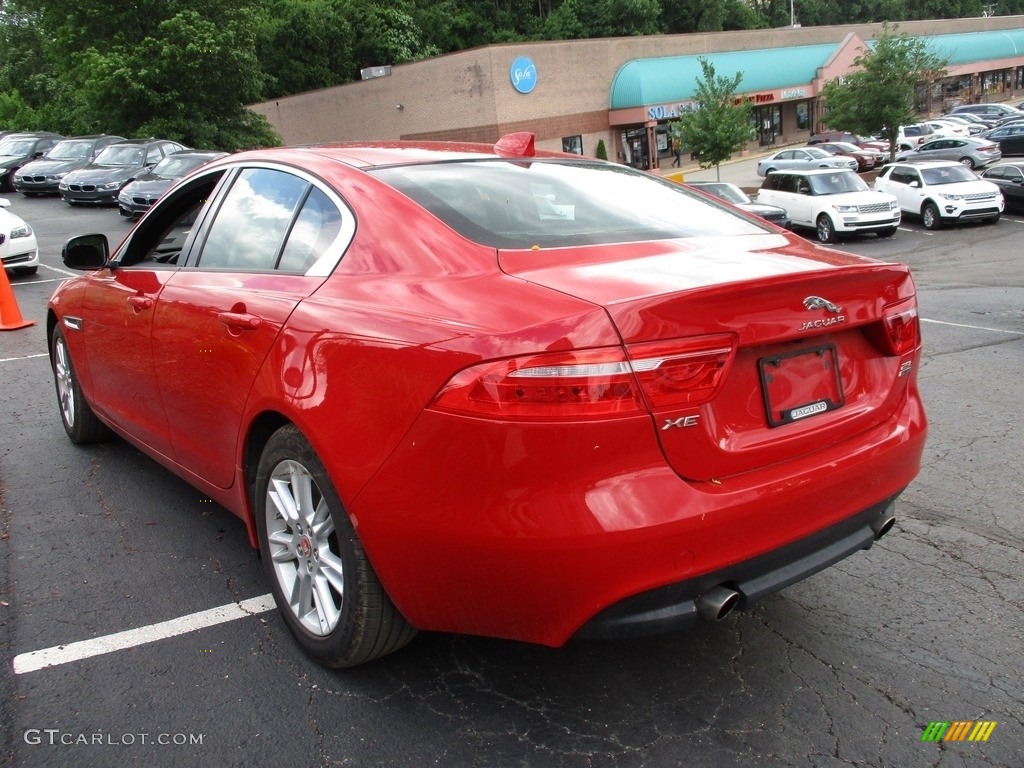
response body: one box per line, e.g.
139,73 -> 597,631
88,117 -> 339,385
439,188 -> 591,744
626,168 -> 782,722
63,234 -> 110,270
909,180 -> 920,188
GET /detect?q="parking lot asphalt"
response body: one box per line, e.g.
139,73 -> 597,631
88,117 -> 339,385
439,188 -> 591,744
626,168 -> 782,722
2,194 -> 1023,767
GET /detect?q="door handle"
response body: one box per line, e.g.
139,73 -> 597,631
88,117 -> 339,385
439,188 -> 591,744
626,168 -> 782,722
218,311 -> 262,331
128,295 -> 153,310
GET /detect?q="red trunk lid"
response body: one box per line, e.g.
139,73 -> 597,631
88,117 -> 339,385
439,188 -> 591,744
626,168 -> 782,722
499,235 -> 920,481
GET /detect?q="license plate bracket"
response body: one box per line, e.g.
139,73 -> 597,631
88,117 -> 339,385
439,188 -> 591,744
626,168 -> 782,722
759,344 -> 844,427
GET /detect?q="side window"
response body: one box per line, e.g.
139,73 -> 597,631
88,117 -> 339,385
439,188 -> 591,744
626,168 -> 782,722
116,172 -> 225,267
278,187 -> 343,273
778,175 -> 798,194
197,168 -> 309,271
146,145 -> 163,164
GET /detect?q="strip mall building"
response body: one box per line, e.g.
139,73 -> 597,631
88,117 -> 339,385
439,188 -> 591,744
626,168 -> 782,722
250,17 -> 1024,171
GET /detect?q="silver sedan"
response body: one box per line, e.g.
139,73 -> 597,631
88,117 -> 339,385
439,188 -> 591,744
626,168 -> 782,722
894,137 -> 1002,169
756,147 -> 858,177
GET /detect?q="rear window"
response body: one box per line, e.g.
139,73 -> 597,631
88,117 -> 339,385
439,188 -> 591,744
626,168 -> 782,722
371,159 -> 766,248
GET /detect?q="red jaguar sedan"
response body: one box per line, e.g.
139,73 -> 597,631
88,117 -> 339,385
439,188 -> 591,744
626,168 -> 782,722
48,133 -> 927,667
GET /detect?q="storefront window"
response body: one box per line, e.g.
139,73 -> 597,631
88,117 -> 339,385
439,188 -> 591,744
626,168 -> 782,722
562,136 -> 583,155
795,103 -> 809,130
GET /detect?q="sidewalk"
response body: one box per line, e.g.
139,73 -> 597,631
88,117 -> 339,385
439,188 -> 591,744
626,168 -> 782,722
663,148 -> 783,192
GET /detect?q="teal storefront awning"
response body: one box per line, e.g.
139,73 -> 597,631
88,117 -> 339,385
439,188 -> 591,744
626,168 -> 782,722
886,29 -> 1024,63
611,28 -> 1024,111
609,44 -> 839,110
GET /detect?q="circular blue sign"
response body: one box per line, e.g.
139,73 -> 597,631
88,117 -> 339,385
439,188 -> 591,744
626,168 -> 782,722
510,56 -> 537,94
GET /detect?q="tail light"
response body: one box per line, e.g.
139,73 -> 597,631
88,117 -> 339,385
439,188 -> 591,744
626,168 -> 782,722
879,297 -> 921,355
430,335 -> 736,421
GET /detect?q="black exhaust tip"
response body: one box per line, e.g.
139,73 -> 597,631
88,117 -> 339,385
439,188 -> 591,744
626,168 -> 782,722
695,585 -> 741,622
870,513 -> 896,541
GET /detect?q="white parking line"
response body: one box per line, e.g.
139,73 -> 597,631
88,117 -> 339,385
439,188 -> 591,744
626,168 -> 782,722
0,353 -> 48,364
41,263 -> 79,278
13,594 -> 276,674
921,318 -> 1024,335
10,278 -> 63,286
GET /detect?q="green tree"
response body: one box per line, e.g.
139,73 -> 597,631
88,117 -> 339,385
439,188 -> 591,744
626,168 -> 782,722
661,0 -> 761,33
819,24 -> 947,161
347,0 -> 441,73
258,0 -> 356,99
542,0 -> 662,40
670,58 -> 753,180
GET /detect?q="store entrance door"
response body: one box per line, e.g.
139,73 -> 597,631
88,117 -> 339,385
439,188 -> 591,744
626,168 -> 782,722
623,128 -> 649,169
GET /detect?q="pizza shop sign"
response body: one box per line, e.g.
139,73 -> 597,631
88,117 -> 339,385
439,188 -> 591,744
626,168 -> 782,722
648,88 -> 807,119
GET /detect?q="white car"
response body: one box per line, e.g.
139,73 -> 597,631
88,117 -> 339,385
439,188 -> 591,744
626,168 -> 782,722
873,161 -> 1004,230
921,119 -> 968,137
0,197 -> 39,276
755,147 -> 858,177
757,168 -> 900,243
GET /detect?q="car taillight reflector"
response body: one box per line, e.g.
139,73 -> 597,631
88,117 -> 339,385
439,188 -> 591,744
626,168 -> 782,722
881,298 -> 921,355
626,336 -> 735,409
430,336 -> 736,421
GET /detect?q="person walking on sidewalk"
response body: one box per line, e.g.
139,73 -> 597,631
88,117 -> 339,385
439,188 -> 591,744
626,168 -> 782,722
671,137 -> 682,167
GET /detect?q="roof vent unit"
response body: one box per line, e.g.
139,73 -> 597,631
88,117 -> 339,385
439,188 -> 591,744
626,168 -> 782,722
360,66 -> 393,80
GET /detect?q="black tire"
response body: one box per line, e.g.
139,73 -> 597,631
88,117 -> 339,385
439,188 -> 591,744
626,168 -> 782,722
877,226 -> 897,238
13,265 -> 38,276
959,157 -> 976,169
987,212 -> 1000,224
816,213 -> 838,243
255,425 -> 416,667
922,202 -> 943,230
50,327 -> 113,444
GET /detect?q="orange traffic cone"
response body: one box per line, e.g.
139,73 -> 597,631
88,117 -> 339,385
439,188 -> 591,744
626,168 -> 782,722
0,264 -> 35,330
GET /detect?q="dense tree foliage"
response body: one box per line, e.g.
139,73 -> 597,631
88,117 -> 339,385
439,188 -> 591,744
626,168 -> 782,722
820,24 -> 948,161
670,58 -> 753,178
0,0 -> 1015,149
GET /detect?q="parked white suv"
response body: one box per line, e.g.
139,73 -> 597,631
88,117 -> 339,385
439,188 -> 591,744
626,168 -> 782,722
896,123 -> 942,151
873,161 -> 1004,230
757,168 -> 900,243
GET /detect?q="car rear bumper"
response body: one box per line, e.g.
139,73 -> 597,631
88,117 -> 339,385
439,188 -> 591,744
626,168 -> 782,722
575,493 -> 898,639
346,385 -> 927,647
